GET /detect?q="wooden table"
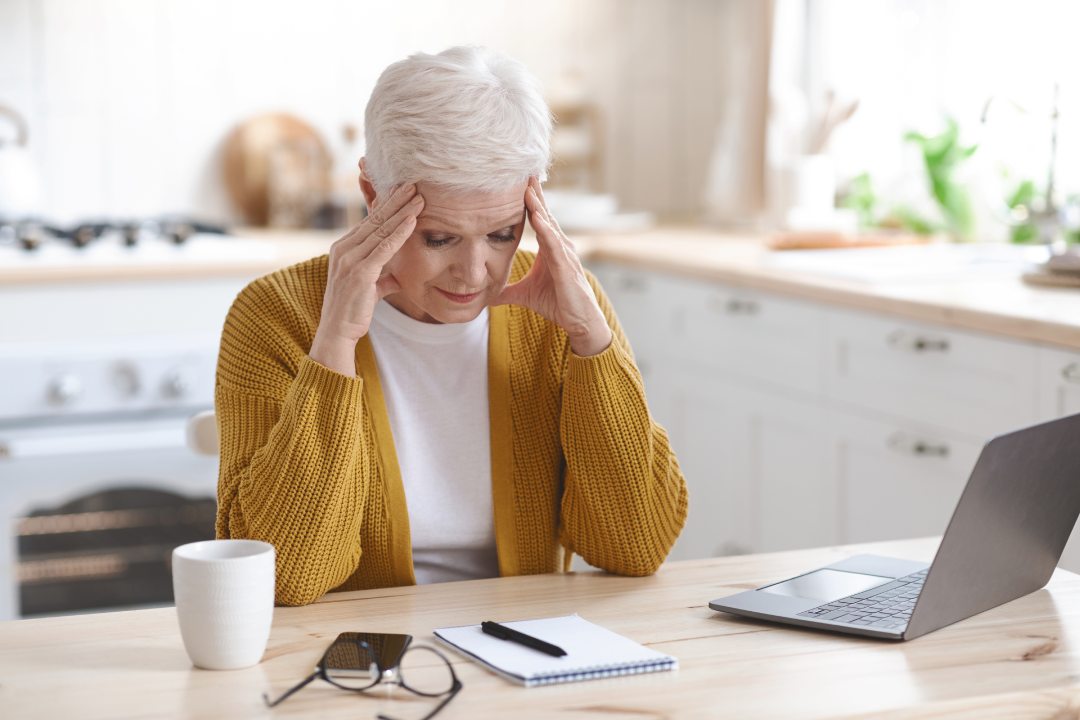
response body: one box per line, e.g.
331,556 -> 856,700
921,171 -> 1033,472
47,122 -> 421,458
3,537 -> 1079,719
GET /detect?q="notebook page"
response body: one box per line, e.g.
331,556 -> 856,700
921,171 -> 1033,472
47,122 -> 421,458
434,614 -> 675,683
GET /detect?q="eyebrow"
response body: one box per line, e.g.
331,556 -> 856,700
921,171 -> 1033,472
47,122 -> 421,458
417,210 -> 525,234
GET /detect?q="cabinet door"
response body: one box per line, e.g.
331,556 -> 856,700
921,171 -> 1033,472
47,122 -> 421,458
832,410 -> 982,544
669,373 -> 836,560
1037,346 -> 1080,420
665,374 -> 755,561
1038,347 -> 1080,572
748,387 -> 838,552
826,309 -> 1039,438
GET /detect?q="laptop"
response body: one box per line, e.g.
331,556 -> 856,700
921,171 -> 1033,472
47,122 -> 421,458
709,412 -> 1080,641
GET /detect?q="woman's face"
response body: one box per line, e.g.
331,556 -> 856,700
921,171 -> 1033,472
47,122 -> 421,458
379,180 -> 527,324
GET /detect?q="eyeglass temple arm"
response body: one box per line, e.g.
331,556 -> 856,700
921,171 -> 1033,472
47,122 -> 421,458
376,678 -> 463,720
263,670 -> 320,708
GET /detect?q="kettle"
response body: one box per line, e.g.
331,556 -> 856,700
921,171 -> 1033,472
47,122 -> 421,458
0,104 -> 41,217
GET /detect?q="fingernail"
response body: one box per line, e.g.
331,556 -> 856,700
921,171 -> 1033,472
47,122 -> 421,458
410,195 -> 423,205
405,183 -> 417,193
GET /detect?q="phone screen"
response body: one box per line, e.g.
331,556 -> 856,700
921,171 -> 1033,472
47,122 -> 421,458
320,632 -> 413,679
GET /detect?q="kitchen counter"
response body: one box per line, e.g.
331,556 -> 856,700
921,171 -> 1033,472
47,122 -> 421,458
582,229 -> 1080,350
5,225 -> 1080,350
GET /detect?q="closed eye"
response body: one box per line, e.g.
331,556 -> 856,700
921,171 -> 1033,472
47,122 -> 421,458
421,226 -> 518,248
489,225 -> 517,243
423,233 -> 454,248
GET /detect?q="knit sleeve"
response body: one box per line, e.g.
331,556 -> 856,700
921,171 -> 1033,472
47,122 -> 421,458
214,277 -> 370,606
557,271 -> 689,576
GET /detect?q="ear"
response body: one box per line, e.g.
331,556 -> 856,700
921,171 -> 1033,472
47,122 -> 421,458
359,157 -> 377,208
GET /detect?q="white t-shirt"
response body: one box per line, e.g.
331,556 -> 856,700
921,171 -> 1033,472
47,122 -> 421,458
367,300 -> 499,584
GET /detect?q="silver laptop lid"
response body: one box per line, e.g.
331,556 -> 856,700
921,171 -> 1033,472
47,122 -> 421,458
905,412 -> 1080,639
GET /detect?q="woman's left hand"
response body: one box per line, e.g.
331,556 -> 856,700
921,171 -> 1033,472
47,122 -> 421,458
495,177 -> 614,356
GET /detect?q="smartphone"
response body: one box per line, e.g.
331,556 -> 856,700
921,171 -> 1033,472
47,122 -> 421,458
320,632 -> 413,678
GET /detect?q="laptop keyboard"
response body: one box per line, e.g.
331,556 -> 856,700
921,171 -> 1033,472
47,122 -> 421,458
796,569 -> 928,631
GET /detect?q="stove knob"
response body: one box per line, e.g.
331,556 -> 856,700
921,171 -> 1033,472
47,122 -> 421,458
160,369 -> 190,399
112,362 -> 141,398
167,223 -> 194,245
17,225 -> 43,251
122,224 -> 140,247
72,226 -> 96,248
47,374 -> 83,406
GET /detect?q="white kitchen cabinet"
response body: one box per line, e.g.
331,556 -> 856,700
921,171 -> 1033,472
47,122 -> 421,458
826,309 -> 1040,439
592,259 -> 1080,573
829,410 -> 983,545
665,370 -> 836,560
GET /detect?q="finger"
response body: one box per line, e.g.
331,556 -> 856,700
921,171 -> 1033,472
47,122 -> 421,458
528,178 -> 568,238
358,193 -> 424,258
529,177 -> 564,237
360,183 -> 418,239
360,212 -> 417,268
526,185 -> 564,238
529,176 -> 549,212
329,217 -> 377,257
333,187 -> 408,257
527,185 -> 579,258
526,188 -> 569,266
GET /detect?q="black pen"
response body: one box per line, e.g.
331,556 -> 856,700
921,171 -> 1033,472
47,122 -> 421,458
481,621 -> 567,657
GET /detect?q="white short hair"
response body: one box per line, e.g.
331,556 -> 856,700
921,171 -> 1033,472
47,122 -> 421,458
364,46 -> 552,195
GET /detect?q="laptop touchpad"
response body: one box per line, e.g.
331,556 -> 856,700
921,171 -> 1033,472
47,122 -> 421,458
758,569 -> 891,603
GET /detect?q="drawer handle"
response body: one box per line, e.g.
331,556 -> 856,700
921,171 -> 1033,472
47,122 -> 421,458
618,275 -> 648,293
887,432 -> 950,458
1062,362 -> 1080,385
887,330 -> 950,353
711,297 -> 759,315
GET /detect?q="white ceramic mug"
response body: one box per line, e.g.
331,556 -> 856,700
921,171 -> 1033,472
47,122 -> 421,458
172,539 -> 275,670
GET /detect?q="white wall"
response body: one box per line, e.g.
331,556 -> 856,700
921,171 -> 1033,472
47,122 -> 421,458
0,0 -> 769,225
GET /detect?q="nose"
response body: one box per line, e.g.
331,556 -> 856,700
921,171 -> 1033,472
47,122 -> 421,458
450,240 -> 489,289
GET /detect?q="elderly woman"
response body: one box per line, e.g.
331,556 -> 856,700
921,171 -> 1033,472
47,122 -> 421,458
215,46 -> 688,606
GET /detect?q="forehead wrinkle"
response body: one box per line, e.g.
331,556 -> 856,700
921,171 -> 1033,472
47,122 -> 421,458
417,206 -> 525,234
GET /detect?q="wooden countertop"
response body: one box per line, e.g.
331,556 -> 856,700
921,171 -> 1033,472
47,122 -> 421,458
2,537 -> 1079,719
5,225 -> 1080,350
582,229 -> 1080,350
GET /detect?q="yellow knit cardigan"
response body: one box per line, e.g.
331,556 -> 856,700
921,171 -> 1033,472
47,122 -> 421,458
215,250 -> 688,606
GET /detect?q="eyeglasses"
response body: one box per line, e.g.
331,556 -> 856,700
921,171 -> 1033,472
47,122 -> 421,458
263,636 -> 462,720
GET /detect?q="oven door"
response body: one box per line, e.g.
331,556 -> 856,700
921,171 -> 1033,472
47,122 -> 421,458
0,414 -> 218,619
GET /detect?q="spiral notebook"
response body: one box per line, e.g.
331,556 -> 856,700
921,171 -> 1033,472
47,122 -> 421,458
433,614 -> 677,687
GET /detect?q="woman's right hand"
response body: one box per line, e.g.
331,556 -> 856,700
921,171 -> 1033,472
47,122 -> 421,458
309,183 -> 424,376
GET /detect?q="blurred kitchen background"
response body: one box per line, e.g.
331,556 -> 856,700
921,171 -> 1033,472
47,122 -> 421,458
3,0 -> 1080,619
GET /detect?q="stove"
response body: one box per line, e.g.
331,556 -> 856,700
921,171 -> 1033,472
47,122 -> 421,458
0,219 -> 281,618
0,217 -> 279,270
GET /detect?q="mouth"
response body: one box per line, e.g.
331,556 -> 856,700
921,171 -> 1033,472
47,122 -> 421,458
436,288 -> 484,304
